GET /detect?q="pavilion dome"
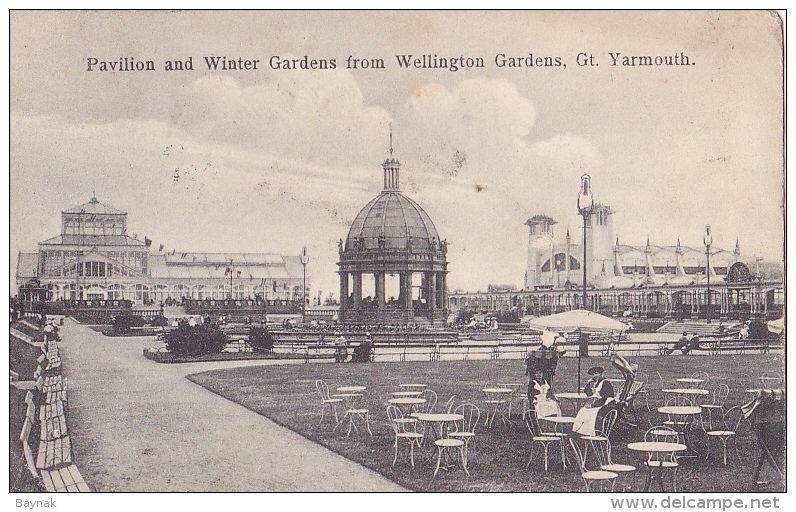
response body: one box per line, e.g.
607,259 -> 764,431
346,191 -> 440,252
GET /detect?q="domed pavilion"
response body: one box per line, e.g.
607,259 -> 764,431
338,153 -> 448,326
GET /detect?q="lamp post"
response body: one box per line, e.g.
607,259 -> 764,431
576,175 -> 595,391
577,174 -> 595,311
704,225 -> 713,323
300,246 -> 309,321
226,260 -> 234,300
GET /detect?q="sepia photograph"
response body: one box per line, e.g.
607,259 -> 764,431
8,9 -> 786,501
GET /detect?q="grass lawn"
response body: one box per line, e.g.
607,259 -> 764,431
10,334 -> 42,381
188,353 -> 785,493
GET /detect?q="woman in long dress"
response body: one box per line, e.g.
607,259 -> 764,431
528,369 -> 561,418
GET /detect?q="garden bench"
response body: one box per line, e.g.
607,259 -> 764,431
44,389 -> 67,405
21,417 -> 89,492
40,464 -> 91,492
33,365 -> 64,387
41,413 -> 68,441
37,434 -> 72,469
696,338 -> 771,355
35,375 -> 67,396
39,401 -> 65,421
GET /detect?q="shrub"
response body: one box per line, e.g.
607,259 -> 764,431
495,310 -> 521,324
150,315 -> 169,327
164,322 -> 228,356
112,314 -> 145,334
248,326 -> 275,353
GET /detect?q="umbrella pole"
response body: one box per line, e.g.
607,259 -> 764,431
577,349 -> 581,391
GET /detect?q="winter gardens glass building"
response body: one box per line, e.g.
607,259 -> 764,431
15,196 -> 307,304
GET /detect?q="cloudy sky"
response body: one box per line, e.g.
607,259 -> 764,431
9,11 -> 784,297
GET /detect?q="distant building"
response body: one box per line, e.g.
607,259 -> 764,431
16,195 -> 307,304
449,205 -> 783,320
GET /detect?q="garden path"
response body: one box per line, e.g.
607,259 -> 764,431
58,320 -> 406,492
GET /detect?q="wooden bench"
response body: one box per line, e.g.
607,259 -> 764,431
39,401 -> 65,421
697,338 -> 772,355
44,389 -> 67,405
20,418 -> 89,492
40,465 -> 91,493
37,434 -> 72,469
35,375 -> 67,397
41,413 -> 68,441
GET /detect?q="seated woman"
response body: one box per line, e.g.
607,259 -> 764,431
528,369 -> 561,419
573,366 -> 616,436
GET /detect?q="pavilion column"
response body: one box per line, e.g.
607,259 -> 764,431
376,271 -> 386,310
427,272 -> 436,311
436,272 -> 445,311
352,272 -> 362,310
403,272 -> 413,310
339,272 -> 349,309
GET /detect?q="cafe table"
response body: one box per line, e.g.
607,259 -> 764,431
675,377 -> 705,386
337,385 -> 366,393
391,390 -> 423,398
399,383 -> 427,390
661,388 -> 709,404
554,392 -> 591,416
657,405 -> 703,455
388,397 -> 426,416
627,441 -> 687,491
414,412 -> 464,441
482,388 -> 513,427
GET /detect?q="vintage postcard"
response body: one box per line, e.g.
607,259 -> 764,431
8,10 -> 785,501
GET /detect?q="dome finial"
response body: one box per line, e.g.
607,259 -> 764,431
382,126 -> 401,191
389,122 -> 394,157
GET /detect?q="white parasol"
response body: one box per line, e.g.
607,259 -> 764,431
528,309 -> 629,334
528,309 -> 630,390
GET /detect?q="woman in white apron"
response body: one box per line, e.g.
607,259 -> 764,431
529,369 -> 562,418
573,366 -> 616,436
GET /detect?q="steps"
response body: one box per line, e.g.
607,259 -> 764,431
657,320 -> 740,336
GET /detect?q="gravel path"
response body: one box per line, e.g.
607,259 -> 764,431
60,320 -> 406,492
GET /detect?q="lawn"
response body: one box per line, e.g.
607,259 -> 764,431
10,334 -> 42,381
187,353 -> 785,493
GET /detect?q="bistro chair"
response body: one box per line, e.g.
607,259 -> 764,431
315,380 -> 342,427
701,384 -> 729,430
386,405 -> 423,469
443,395 -> 457,414
568,437 -> 618,492
523,408 -> 565,472
333,392 -> 372,438
413,389 -> 438,416
582,408 -> 618,465
690,371 -> 710,389
411,389 -> 438,440
449,403 -> 480,463
760,372 -> 785,389
432,436 -> 469,478
706,405 -> 745,466
643,426 -> 681,492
